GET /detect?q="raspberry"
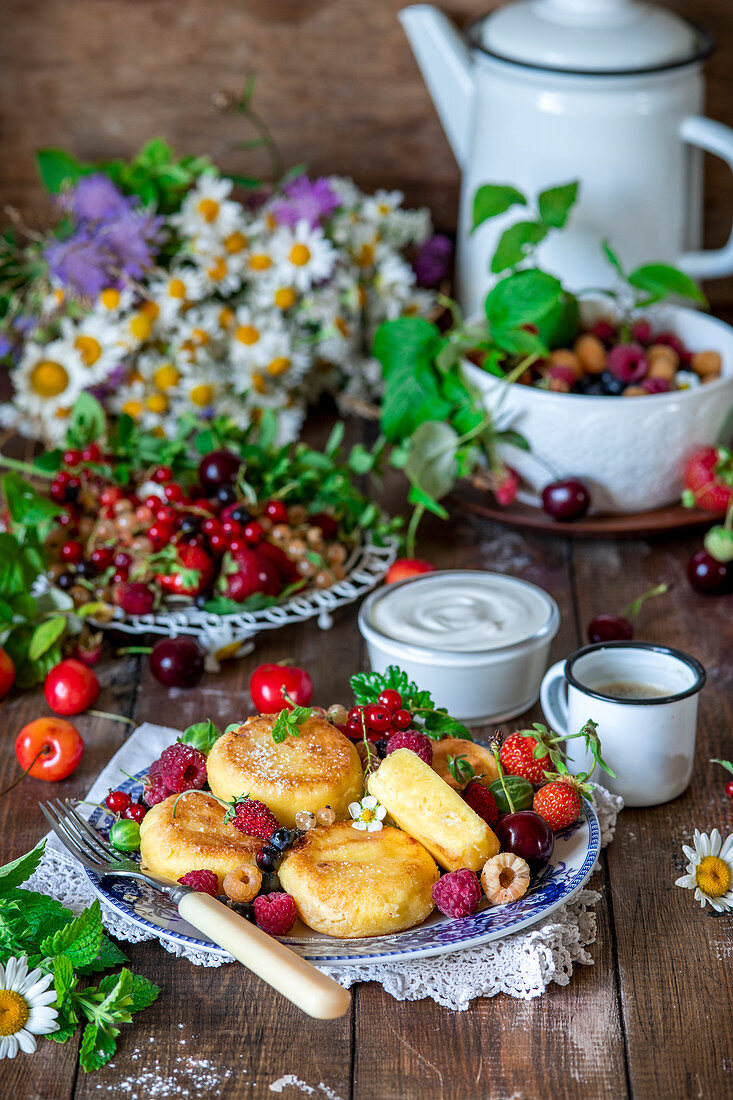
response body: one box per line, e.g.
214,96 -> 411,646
232,798 -> 280,841
143,772 -> 171,807
156,743 -> 208,793
432,869 -> 482,919
462,781 -> 498,827
253,892 -> 298,935
607,343 -> 648,383
178,869 -> 219,897
385,729 -> 433,765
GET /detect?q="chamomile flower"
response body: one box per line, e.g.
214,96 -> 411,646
0,956 -> 58,1060
373,247 -> 417,318
171,173 -> 241,241
12,338 -> 85,431
242,239 -> 278,279
177,362 -> 224,415
349,795 -> 386,833
116,301 -> 161,351
675,828 -> 733,912
250,277 -> 300,314
60,312 -> 125,383
147,268 -> 205,321
229,305 -> 273,369
274,219 -> 336,292
195,250 -> 245,296
95,285 -> 134,318
256,328 -> 310,390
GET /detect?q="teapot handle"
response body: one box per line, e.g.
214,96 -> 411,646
677,115 -> 733,280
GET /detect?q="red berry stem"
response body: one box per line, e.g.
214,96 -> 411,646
490,734 -> 515,814
0,746 -> 48,799
88,709 -> 136,726
622,582 -> 669,622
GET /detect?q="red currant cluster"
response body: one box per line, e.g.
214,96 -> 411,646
344,689 -> 413,742
105,788 -> 147,823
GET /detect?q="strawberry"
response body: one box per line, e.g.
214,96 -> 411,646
533,768 -> 593,831
683,446 -> 733,512
155,545 -> 215,597
500,727 -> 561,785
218,548 -> 281,601
492,466 -> 519,507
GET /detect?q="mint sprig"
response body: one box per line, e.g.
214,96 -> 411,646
271,706 -> 312,744
0,841 -> 160,1073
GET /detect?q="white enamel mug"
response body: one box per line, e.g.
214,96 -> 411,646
540,642 -> 706,806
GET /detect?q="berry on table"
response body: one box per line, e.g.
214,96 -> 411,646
233,798 -> 279,841
105,789 -> 131,814
462,781 -> 499,826
542,478 -> 591,522
687,549 -> 731,595
432,868 -> 482,919
44,659 -> 100,716
178,869 -> 219,897
155,743 -> 208,793
149,637 -> 205,687
253,892 -> 298,935
385,729 -> 433,765
263,500 -> 289,525
727,781 -> 733,801
385,558 -> 436,585
683,446 -> 733,512
15,718 -> 84,782
587,612 -> 634,644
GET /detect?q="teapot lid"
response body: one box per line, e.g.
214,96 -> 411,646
470,0 -> 713,74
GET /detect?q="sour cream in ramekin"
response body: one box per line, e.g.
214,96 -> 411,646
358,570 -> 560,725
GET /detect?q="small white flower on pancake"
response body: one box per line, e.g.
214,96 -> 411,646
0,956 -> 58,1060
675,828 -> 733,912
349,795 -> 386,832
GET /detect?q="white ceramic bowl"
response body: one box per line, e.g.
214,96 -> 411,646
462,298 -> 733,514
358,570 -> 560,725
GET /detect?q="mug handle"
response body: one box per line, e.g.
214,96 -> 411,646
540,659 -> 569,735
677,115 -> 733,279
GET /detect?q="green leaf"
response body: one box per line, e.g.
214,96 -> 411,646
373,318 -> 452,443
13,889 -> 72,942
403,421 -> 459,504
350,666 -> 433,710
36,148 -> 89,193
348,444 -> 376,475
129,974 -> 161,1012
628,263 -> 707,307
67,393 -> 107,448
422,709 -> 472,741
28,616 -> 67,661
0,843 -> 45,892
601,239 -> 626,278
485,269 -> 577,353
711,758 -> 733,777
490,221 -> 548,274
538,181 -> 579,229
80,1022 -> 117,1072
447,754 -> 477,783
76,935 -> 129,974
1,472 -> 61,534
54,955 -> 76,1002
495,428 -> 530,451
178,719 -> 222,755
41,901 -> 104,968
472,184 -> 526,231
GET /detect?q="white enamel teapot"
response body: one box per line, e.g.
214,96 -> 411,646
400,0 -> 733,316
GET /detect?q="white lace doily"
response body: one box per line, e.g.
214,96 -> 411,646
27,723 -> 623,1008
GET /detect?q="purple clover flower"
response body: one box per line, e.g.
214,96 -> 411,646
101,209 -> 164,280
413,234 -> 453,288
45,231 -> 113,298
271,175 -> 340,229
67,173 -> 134,222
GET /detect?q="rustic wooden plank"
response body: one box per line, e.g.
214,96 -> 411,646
571,535 -> 733,1100
352,506 -> 627,1100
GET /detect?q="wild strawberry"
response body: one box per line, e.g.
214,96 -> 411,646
683,446 -> 733,512
533,772 -> 591,832
500,728 -> 560,786
492,466 -> 519,507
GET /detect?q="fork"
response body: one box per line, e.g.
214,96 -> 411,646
39,798 -> 351,1020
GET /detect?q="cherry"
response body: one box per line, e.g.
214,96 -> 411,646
0,648 -> 16,699
364,704 -> 391,733
587,613 -> 634,644
687,549 -> 732,595
81,442 -> 101,463
542,478 -> 590,522
202,517 -> 222,538
114,551 -> 132,570
149,637 -> 205,688
148,521 -> 175,548
122,802 -> 147,823
60,540 -> 84,564
44,659 -> 100,716
115,582 -> 155,616
100,486 -> 123,506
208,533 -> 228,555
726,780 -> 733,800
154,505 -> 177,525
221,519 -> 242,538
377,689 -> 403,713
264,500 -> 289,525
151,465 -> 173,483
198,450 -> 242,494
105,789 -> 131,813
250,663 -> 313,712
494,810 -> 554,869
15,717 -> 84,782
57,508 -> 80,531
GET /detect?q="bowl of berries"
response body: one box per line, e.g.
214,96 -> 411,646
463,297 -> 733,514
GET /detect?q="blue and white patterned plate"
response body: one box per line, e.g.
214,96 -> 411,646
84,770 -> 601,967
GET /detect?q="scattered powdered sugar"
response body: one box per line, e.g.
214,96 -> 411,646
269,1077 -> 345,1100
96,1053 -> 246,1097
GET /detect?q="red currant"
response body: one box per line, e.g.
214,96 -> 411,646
726,781 -> 733,800
105,789 -> 131,813
123,802 -> 147,823
60,540 -> 84,564
155,505 -> 177,525
190,497 -> 214,512
377,689 -> 403,712
90,546 -> 114,572
264,500 -> 289,524
63,449 -> 83,467
164,483 -> 185,503
227,537 -> 248,555
100,486 -> 123,507
148,522 -> 175,547
111,570 -> 129,585
364,704 -> 391,733
151,465 -> 173,483
202,517 -> 222,537
57,507 -> 80,530
114,551 -> 132,570
348,706 -> 364,724
345,720 -> 363,739
221,519 -> 242,538
208,533 -> 228,555
243,521 -> 264,545
81,442 -> 101,463
392,708 -> 412,730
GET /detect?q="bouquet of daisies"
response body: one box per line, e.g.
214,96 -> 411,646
0,146 -> 447,446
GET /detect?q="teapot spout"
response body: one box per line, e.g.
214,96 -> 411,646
399,5 -> 474,168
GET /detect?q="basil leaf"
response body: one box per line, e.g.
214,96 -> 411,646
472,184 -> 526,231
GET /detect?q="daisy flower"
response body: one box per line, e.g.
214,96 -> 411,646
171,173 -> 240,242
147,268 -> 206,321
250,277 -> 300,314
11,338 -> 85,433
361,188 -> 404,224
373,247 -> 417,318
0,956 -> 58,1060
349,795 -> 386,833
256,328 -> 310,391
94,285 -> 134,318
176,361 -> 224,416
675,828 -> 733,912
60,312 -> 125,383
274,219 -> 336,292
116,301 -> 162,351
229,306 -> 280,370
194,250 -> 245,296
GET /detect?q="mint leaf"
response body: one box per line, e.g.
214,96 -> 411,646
77,935 -> 129,975
41,901 -> 104,967
422,709 -> 472,741
1,472 -> 61,535
0,843 -> 44,891
374,318 -> 452,443
485,269 -> 577,353
80,1022 -> 117,1072
93,968 -> 135,1023
14,889 -> 71,942
271,706 -> 312,743
53,955 -> 76,1002
129,974 -> 161,1012
711,758 -> 733,777
490,220 -> 548,274
628,263 -> 706,307
28,616 -> 67,661
538,181 -> 579,229
403,421 -> 460,505
350,666 -> 433,710
472,184 -> 526,231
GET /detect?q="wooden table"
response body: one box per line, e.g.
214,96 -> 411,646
2,452 -> 732,1100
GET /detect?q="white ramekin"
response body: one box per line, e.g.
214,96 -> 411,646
358,570 -> 560,725
462,297 -> 733,514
